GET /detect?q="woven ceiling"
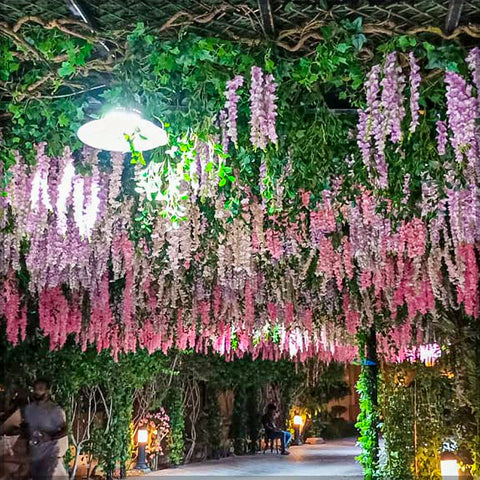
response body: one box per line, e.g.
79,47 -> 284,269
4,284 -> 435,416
1,0 -> 480,43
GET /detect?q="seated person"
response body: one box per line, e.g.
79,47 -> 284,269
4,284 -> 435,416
261,403 -> 292,455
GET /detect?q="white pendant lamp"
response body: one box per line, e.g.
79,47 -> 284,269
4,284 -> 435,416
77,108 -> 168,152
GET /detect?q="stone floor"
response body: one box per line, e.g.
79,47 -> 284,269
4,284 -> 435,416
130,438 -> 363,479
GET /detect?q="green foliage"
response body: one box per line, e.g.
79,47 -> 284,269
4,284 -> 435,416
380,364 -> 453,480
356,332 -> 380,480
202,385 -> 222,458
231,384 -> 249,455
356,366 -> 379,480
166,386 -> 185,466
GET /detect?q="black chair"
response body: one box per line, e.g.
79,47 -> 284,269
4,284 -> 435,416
260,428 -> 280,454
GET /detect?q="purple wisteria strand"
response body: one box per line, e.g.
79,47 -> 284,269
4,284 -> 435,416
408,52 -> 421,133
381,52 -> 406,144
401,174 -> 411,204
249,66 -> 267,150
224,75 -> 244,147
466,47 -> 480,96
436,119 -> 448,156
263,73 -> 278,144
356,110 -> 370,168
218,109 -> 229,154
56,147 -> 75,235
357,65 -> 380,173
444,71 -> 478,175
29,143 -> 52,218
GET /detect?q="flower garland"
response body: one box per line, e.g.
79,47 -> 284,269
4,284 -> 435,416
1,50 -> 479,364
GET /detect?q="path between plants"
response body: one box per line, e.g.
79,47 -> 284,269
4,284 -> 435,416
130,438 -> 362,478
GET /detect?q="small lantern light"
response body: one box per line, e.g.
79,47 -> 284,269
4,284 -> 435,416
137,428 -> 148,444
441,451 -> 459,479
293,415 -> 303,427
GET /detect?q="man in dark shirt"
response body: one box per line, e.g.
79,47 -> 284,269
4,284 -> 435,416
261,403 -> 292,455
1,379 -> 68,480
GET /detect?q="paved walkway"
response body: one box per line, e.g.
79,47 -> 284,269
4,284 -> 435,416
131,438 -> 362,478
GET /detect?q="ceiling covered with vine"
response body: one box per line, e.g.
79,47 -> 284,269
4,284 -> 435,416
2,0 -> 480,51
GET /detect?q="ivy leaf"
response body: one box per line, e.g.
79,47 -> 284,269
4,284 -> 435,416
352,34 -> 366,51
58,62 -> 76,77
351,17 -> 363,32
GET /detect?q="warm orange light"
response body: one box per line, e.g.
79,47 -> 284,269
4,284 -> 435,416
293,415 -> 303,427
137,429 -> 148,444
441,452 -> 459,479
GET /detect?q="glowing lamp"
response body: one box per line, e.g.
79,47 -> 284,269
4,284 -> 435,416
137,428 -> 148,444
441,452 -> 459,479
293,415 -> 304,427
77,108 -> 168,152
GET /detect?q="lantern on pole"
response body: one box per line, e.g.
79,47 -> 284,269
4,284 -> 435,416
135,429 -> 150,472
293,414 -> 304,446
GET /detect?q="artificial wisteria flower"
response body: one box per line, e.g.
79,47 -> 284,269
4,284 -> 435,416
249,66 -> 278,150
56,148 -> 75,235
249,66 -> 267,150
408,52 -> 421,133
224,75 -> 244,147
436,119 -> 448,156
357,65 -> 381,171
445,71 -> 478,170
401,174 -> 410,204
381,52 -> 406,144
466,46 -> 480,96
218,109 -> 229,154
263,73 -> 278,144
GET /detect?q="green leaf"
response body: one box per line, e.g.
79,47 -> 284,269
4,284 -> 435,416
58,62 -> 76,77
352,34 -> 366,51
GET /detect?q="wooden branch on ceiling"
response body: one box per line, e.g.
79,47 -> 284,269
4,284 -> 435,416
257,0 -> 275,38
445,0 -> 464,34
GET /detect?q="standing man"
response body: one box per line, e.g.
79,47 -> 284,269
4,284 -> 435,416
261,403 -> 292,455
1,379 -> 68,480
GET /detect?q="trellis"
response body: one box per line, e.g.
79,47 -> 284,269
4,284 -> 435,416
1,0 -> 480,53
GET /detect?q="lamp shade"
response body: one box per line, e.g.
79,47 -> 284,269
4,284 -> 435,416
293,415 -> 303,426
137,429 -> 148,444
77,109 -> 168,152
441,452 -> 459,479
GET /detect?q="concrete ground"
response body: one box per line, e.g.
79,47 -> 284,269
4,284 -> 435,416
130,438 -> 363,479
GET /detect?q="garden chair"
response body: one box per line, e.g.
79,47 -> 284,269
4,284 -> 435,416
259,428 -> 280,454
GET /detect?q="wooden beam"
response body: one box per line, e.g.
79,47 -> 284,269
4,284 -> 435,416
445,0 -> 465,33
257,0 -> 275,38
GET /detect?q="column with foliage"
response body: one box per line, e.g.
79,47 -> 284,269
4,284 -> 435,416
167,386 -> 185,466
356,328 -> 380,480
